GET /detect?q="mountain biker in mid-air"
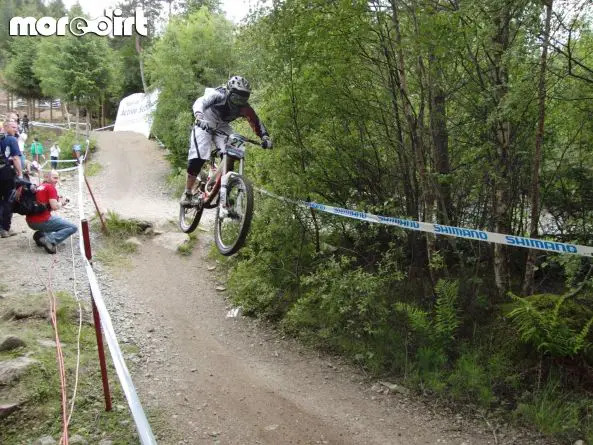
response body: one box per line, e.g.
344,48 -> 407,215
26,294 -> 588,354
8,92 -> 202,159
180,76 -> 273,206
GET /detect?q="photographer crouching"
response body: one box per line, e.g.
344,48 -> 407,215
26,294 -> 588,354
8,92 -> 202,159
26,170 -> 77,254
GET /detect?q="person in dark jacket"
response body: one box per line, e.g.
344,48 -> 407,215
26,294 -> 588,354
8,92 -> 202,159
0,119 -> 23,238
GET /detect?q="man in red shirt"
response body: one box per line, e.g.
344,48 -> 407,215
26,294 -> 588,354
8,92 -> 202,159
26,170 -> 77,254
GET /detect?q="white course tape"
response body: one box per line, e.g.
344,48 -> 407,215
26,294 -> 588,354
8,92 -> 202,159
257,188 -> 593,257
30,121 -> 69,130
40,159 -> 77,171
94,124 -> 115,131
76,166 -> 157,444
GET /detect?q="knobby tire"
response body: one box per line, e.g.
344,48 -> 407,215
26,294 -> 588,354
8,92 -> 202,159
214,175 -> 254,256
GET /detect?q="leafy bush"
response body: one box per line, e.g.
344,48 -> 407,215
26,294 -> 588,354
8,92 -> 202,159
56,130 -> 88,162
507,293 -> 593,358
282,256 -> 405,372
226,199 -> 315,319
146,8 -> 235,167
395,280 -> 460,352
447,351 -> 495,406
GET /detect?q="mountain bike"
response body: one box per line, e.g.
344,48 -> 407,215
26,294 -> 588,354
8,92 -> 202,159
178,129 -> 259,256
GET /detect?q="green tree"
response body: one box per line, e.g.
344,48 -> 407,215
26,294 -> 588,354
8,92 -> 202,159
3,37 -> 42,100
146,6 -> 235,164
34,32 -> 122,127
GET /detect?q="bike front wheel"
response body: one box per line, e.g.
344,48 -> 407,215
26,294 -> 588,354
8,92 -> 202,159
214,175 -> 254,256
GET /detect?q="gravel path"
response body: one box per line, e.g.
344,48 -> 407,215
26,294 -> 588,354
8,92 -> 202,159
0,131 -> 555,445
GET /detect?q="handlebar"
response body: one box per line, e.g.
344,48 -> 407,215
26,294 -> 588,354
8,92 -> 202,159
211,128 -> 260,146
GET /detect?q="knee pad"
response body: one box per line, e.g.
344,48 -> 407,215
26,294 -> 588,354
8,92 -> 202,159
187,158 -> 205,176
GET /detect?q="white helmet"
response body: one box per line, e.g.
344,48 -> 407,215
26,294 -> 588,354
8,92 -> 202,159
227,76 -> 251,94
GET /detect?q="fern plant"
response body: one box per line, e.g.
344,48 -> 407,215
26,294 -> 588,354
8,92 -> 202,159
395,279 -> 460,350
434,280 -> 460,343
507,293 -> 593,358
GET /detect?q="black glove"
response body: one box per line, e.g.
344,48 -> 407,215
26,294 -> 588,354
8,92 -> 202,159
196,120 -> 211,132
261,135 -> 273,149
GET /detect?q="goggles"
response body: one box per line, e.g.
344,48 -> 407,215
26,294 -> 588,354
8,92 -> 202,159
228,91 -> 250,107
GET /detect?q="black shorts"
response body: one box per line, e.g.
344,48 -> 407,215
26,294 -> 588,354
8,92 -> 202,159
187,158 -> 205,176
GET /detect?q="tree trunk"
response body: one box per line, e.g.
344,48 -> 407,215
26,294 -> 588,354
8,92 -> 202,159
101,96 -> 105,128
76,104 -> 80,140
85,108 -> 90,138
428,54 -> 452,224
375,15 -> 424,279
390,0 -> 430,279
136,35 -> 148,93
63,102 -> 70,127
491,5 -> 513,297
522,0 -> 553,296
50,98 -> 53,123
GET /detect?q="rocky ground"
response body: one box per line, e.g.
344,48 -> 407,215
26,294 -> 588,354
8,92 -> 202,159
0,130 -> 567,444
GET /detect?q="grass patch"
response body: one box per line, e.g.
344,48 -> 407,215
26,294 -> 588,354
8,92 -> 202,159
94,242 -> 136,269
177,232 -> 198,256
515,377 -> 584,438
101,211 -> 146,238
84,161 -> 103,177
0,291 -> 140,444
93,211 -> 146,269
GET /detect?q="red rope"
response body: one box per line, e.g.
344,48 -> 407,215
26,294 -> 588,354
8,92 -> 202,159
44,257 -> 70,445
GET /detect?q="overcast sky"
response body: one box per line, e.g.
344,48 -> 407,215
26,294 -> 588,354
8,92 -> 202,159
61,0 -> 254,24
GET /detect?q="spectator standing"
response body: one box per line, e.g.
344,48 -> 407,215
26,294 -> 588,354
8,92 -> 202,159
50,141 -> 61,169
72,143 -> 81,164
0,119 -> 23,238
30,137 -> 43,163
17,132 -> 28,175
22,114 -> 29,133
26,169 -> 77,254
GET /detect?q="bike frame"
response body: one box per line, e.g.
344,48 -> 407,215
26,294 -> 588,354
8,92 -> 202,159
199,130 -> 257,207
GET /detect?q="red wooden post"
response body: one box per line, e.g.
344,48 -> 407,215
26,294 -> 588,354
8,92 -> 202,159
83,176 -> 108,235
82,219 -> 112,411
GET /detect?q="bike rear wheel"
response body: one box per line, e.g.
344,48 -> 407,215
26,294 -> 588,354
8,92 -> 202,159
214,175 -> 254,256
178,170 -> 207,233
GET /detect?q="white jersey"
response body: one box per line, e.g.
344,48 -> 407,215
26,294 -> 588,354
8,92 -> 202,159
50,144 -> 60,157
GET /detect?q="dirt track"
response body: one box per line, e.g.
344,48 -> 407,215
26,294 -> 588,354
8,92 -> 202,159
54,132 -> 555,443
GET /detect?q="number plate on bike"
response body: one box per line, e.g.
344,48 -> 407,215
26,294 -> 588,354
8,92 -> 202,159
226,146 -> 246,159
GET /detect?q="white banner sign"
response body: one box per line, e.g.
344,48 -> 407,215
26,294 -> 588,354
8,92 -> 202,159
114,90 -> 159,138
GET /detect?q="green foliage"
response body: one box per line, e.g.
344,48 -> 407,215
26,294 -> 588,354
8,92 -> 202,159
146,7 -> 235,167
177,232 -> 197,256
226,199 -> 315,319
34,33 -> 122,111
84,161 -> 103,177
447,351 -> 495,406
56,130 -> 81,161
102,210 -> 146,238
0,291 -> 140,443
507,293 -> 593,358
166,166 -> 187,197
281,254 -> 407,372
434,280 -> 460,343
94,211 -> 145,268
4,37 -> 42,98
395,280 -> 460,350
515,378 -> 583,437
